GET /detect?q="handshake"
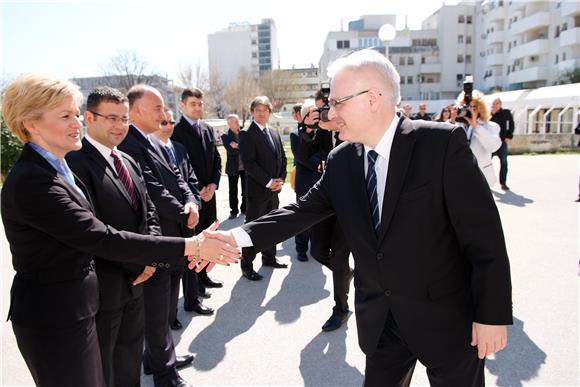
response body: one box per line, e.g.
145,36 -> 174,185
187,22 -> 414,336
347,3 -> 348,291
183,220 -> 239,272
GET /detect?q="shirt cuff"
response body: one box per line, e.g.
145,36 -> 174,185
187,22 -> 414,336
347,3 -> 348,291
265,179 -> 274,188
231,227 -> 253,248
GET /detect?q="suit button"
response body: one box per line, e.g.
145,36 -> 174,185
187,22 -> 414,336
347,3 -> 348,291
377,253 -> 383,260
152,262 -> 157,267
166,263 -> 171,268
384,290 -> 392,297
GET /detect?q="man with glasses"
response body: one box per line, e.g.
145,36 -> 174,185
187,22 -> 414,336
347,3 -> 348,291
217,49 -> 512,386
67,86 -> 157,387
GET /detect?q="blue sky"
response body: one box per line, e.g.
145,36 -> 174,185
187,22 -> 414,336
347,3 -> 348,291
1,0 -> 460,84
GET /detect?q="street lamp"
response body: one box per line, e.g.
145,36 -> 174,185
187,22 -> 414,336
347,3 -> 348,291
378,24 -> 396,59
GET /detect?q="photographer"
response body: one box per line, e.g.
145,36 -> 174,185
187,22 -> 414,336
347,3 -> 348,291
456,88 -> 502,187
296,88 -> 354,332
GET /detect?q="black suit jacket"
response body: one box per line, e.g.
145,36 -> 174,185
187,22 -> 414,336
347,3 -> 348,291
171,117 -> 221,188
290,129 -> 321,197
241,117 -> 512,365
119,126 -> 198,238
67,139 -> 161,310
491,108 -> 515,142
239,121 -> 287,199
1,144 -> 185,328
221,129 -> 242,176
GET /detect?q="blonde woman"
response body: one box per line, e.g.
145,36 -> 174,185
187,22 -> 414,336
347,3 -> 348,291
1,75 -> 239,387
456,90 -> 502,187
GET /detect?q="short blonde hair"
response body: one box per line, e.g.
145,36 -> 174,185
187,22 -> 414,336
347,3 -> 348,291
1,75 -> 83,143
456,89 -> 491,122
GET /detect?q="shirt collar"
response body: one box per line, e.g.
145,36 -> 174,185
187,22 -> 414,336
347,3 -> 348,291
182,114 -> 199,127
131,124 -> 150,141
85,134 -> 116,160
28,142 -> 68,172
363,115 -> 398,160
254,120 -> 268,131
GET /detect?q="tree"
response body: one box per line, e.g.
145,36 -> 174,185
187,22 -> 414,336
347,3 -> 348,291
259,69 -> 297,110
203,72 -> 227,119
177,61 -> 206,90
102,50 -> 152,91
1,116 -> 23,181
224,68 -> 260,127
554,68 -> 580,85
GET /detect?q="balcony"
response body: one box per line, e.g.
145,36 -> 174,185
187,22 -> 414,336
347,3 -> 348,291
508,66 -> 548,84
561,1 -> 580,17
510,38 -> 549,59
560,27 -> 580,46
419,63 -> 441,73
558,58 -> 580,74
510,12 -> 550,35
418,82 -> 441,93
487,30 -> 505,44
486,53 -> 504,66
487,6 -> 507,22
484,75 -> 503,89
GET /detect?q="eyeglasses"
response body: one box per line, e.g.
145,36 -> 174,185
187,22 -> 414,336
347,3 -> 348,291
89,111 -> 130,125
329,90 -> 370,107
160,120 -> 176,126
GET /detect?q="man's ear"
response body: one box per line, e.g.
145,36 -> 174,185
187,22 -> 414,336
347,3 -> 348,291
368,89 -> 382,113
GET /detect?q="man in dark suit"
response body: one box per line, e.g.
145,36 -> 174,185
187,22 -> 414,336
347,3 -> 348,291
152,108 -> 214,323
411,103 -> 432,121
237,96 -> 288,281
171,88 -> 223,295
491,98 -> 515,191
67,86 -> 160,387
118,85 -> 198,387
221,114 -> 246,219
221,49 -> 512,386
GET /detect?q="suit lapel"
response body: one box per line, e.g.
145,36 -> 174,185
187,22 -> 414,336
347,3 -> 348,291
349,143 -> 377,239
378,117 -> 415,244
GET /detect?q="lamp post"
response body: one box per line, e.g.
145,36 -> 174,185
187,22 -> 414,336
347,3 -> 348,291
378,24 -> 396,59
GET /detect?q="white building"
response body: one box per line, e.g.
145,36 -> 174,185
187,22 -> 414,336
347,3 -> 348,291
474,0 -> 580,92
208,19 -> 279,85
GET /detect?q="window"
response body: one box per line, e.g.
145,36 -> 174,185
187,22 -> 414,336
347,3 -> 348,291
421,56 -> 426,64
458,15 -> 465,23
407,56 -> 414,65
337,40 -> 350,49
555,54 -> 559,64
401,77 -> 406,84
562,23 -> 568,31
407,76 -> 413,84
457,54 -> 464,63
251,39 -> 257,45
252,52 -> 257,58
457,74 -> 463,81
556,25 -> 561,38
467,15 -> 473,24
563,52 -> 567,61
466,55 -> 472,64
458,35 -> 464,44
399,57 -> 406,65
466,35 -> 472,44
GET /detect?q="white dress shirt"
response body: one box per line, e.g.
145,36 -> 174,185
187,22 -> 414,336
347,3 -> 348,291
231,115 -> 400,248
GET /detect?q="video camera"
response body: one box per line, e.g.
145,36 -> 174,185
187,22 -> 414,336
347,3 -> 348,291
455,75 -> 474,124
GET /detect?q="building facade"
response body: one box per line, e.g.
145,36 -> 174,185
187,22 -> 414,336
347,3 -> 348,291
208,18 -> 279,85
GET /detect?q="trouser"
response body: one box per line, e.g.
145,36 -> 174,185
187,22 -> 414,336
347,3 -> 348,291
241,194 -> 280,271
310,216 -> 352,314
492,141 -> 508,185
167,267 -> 184,324
191,195 -> 217,290
294,194 -> 312,255
228,171 -> 247,215
364,312 -> 485,387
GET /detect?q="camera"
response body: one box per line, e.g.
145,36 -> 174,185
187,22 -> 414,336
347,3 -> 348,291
315,83 -> 331,123
455,75 -> 474,124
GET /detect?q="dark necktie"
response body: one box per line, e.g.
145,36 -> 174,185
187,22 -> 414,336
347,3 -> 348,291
165,144 -> 177,167
192,121 -> 202,137
263,127 -> 276,154
366,150 -> 380,235
111,150 -> 139,211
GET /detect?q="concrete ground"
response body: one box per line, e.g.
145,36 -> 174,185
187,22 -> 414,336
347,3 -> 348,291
1,154 -> 579,387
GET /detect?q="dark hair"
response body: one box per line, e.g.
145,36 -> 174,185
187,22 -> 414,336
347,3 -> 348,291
86,86 -> 127,111
181,88 -> 203,102
292,104 -> 302,114
314,89 -> 325,101
250,96 -> 272,113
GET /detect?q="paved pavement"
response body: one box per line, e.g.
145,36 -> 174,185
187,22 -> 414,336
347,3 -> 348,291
1,154 -> 579,386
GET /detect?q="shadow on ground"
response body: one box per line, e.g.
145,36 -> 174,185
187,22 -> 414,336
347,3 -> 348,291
492,189 -> 534,207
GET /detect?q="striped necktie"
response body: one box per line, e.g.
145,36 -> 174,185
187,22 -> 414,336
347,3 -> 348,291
366,150 -> 380,235
111,150 -> 139,211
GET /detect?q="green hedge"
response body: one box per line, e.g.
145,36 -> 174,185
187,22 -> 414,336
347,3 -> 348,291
1,117 -> 23,182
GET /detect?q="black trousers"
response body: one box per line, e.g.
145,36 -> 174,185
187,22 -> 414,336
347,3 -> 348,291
310,216 -> 351,314
294,194 -> 312,255
184,195 -> 217,296
13,316 -> 104,387
96,295 -> 144,387
228,171 -> 246,215
143,269 -> 179,387
168,267 -> 184,324
242,194 -> 280,271
364,312 -> 485,387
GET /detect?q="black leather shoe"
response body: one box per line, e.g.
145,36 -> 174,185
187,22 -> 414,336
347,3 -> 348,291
170,318 -> 183,330
169,377 -> 193,387
262,258 -> 288,269
184,302 -> 214,315
297,253 -> 308,262
228,213 -> 237,219
321,311 -> 350,332
202,277 -> 223,288
242,269 -> 263,281
175,354 -> 194,369
501,184 -> 510,190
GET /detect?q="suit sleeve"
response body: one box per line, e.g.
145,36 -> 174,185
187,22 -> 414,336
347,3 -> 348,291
242,157 -> 335,251
184,153 -> 201,204
443,128 -> 513,325
239,130 -> 273,187
278,134 -> 287,181
506,110 -> 515,139
208,126 -> 222,187
291,131 -> 322,172
13,175 -> 185,266
222,133 -> 239,156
